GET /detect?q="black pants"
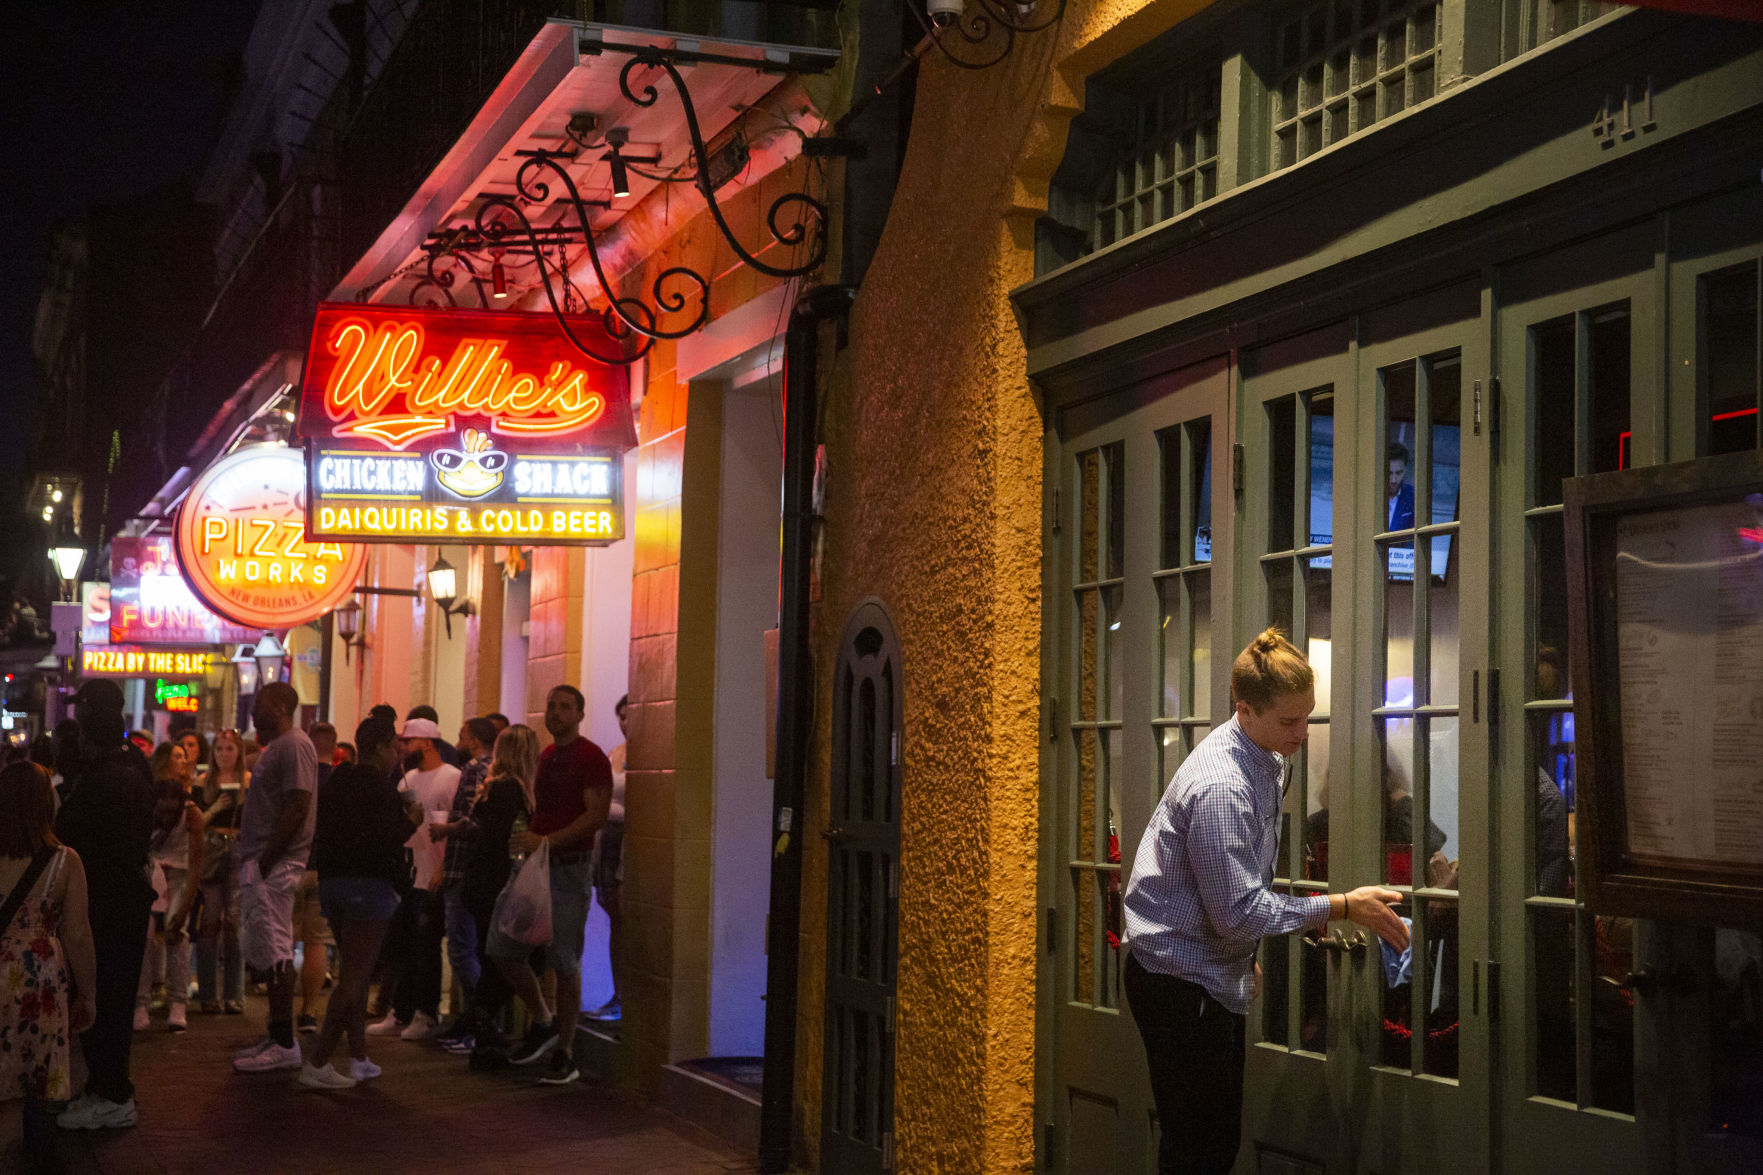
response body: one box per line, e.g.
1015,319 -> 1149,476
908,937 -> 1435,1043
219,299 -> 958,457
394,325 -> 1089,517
389,887 -> 444,1021
1124,952 -> 1246,1175
461,891 -> 512,1031
82,889 -> 152,1104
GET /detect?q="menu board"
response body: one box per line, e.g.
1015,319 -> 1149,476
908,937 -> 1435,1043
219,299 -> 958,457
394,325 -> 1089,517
1613,498 -> 1763,873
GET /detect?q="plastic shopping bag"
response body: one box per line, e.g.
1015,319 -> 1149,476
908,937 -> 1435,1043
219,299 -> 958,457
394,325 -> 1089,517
493,840 -> 553,946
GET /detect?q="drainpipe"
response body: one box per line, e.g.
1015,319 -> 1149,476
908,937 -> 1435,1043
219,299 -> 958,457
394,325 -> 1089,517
760,282 -> 855,1174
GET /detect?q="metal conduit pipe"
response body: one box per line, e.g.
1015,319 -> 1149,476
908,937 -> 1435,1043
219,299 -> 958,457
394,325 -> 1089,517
759,282 -> 855,1174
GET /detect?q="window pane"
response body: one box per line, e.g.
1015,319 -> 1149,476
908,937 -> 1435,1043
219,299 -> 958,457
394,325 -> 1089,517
1704,263 -> 1760,456
1267,558 -> 1295,641
1303,730 -> 1332,884
1308,390 -> 1337,548
1422,901 -> 1461,1078
1300,919 -> 1329,1052
1159,726 -> 1182,789
1105,442 -> 1126,578
1104,586 -> 1124,720
1103,727 -> 1123,872
1306,563 -> 1333,714
1384,545 -> 1417,707
1532,711 -> 1575,897
1381,716 -> 1418,886
1263,917 -> 1293,1046
1160,426 -> 1183,569
1191,574 -> 1213,718
1429,549 -> 1459,708
1072,866 -> 1095,1003
1427,355 -> 1463,535
1423,716 -> 1460,889
1532,513 -> 1573,698
1159,582 -> 1182,719
1079,590 -> 1099,721
1385,360 -> 1418,534
1189,417 -> 1214,564
1589,307 -> 1631,475
1711,928 -> 1763,1138
1533,318 -> 1576,507
1591,915 -> 1637,1114
1080,450 -> 1100,580
1075,729 -> 1098,863
1533,906 -> 1578,1100
1270,397 -> 1298,551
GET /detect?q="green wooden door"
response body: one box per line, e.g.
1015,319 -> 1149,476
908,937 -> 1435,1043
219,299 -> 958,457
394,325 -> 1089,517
1242,284 -> 1494,1174
1042,356 -> 1231,1173
1490,224 -> 1656,1174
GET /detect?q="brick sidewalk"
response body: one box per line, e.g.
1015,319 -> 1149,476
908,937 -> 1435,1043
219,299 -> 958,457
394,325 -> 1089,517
35,1005 -> 754,1175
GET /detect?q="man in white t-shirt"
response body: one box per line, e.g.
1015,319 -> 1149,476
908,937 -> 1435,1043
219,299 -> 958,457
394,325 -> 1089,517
368,717 -> 459,1041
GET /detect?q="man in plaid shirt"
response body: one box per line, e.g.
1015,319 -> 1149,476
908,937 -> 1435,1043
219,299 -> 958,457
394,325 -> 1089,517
433,717 -> 496,1049
1123,629 -> 1408,1175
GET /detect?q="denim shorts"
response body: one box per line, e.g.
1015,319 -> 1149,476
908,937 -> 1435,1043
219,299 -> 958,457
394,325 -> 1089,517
318,876 -> 401,924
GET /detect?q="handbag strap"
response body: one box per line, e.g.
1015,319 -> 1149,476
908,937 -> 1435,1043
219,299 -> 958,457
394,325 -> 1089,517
0,846 -> 55,936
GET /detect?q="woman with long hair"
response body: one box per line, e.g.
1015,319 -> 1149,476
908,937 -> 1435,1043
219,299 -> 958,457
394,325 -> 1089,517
0,762 -> 97,1171
136,745 -> 202,1032
301,715 -> 422,1089
455,724 -> 539,1056
193,730 -> 248,1015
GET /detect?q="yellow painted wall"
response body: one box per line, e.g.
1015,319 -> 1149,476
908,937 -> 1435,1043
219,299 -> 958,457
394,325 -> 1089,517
796,3 -> 1212,1171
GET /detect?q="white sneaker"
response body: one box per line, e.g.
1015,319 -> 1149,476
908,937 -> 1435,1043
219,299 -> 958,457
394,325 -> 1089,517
233,1037 -> 273,1061
349,1057 -> 381,1081
132,1006 -> 150,1031
399,1011 -> 440,1041
233,1041 -> 303,1073
365,1012 -> 406,1037
57,1094 -> 137,1129
296,1061 -> 357,1090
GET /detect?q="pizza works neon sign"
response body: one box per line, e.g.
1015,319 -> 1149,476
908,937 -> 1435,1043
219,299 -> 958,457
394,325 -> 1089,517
174,446 -> 367,629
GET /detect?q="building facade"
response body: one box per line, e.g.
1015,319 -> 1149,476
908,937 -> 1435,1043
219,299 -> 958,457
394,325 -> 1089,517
803,1 -> 1763,1172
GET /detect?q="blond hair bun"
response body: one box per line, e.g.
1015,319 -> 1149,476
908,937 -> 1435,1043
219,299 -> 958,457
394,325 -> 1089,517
1232,627 -> 1313,712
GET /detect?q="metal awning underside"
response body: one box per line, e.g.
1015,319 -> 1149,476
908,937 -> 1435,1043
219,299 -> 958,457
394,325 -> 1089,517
333,18 -> 841,314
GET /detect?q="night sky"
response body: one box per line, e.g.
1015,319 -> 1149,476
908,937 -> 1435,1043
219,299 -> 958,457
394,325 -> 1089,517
0,0 -> 260,588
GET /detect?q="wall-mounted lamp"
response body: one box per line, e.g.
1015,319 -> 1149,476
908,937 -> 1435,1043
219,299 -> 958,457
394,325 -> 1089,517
231,644 -> 260,695
491,256 -> 509,299
253,631 -> 287,686
426,555 -> 474,638
334,598 -> 364,664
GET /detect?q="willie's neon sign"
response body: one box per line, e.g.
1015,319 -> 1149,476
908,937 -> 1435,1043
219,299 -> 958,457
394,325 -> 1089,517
299,303 -> 634,451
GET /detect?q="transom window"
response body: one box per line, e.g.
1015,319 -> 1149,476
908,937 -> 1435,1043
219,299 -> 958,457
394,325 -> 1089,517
1271,0 -> 1441,171
1093,68 -> 1223,250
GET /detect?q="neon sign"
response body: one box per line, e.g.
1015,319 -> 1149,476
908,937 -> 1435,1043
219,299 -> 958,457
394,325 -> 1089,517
82,647 -> 215,678
110,537 -> 257,646
297,304 -> 629,546
297,303 -> 635,452
174,446 -> 367,629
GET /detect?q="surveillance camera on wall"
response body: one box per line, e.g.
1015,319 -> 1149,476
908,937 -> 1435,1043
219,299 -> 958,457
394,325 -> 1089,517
927,0 -> 963,29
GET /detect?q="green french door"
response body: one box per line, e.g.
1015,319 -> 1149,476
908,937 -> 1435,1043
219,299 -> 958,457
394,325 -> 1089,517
1042,355 -> 1231,1173
1491,224 -> 1656,1174
1245,284 -> 1494,1175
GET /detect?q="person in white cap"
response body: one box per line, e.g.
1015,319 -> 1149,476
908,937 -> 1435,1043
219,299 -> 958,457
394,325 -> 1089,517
367,716 -> 458,1040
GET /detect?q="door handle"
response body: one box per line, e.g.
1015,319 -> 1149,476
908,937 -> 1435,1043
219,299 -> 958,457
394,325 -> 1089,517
1306,930 -> 1368,955
821,826 -> 850,844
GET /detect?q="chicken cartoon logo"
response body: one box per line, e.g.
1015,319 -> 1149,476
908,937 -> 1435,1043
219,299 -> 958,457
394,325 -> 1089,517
430,428 -> 508,499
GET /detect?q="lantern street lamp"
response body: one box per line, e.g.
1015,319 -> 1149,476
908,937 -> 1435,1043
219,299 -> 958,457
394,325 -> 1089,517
48,542 -> 85,603
253,632 -> 287,685
231,644 -> 260,696
425,554 -> 473,638
334,598 -> 363,664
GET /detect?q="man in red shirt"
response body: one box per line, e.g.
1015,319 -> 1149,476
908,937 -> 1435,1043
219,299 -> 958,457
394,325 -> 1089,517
493,684 -> 612,1084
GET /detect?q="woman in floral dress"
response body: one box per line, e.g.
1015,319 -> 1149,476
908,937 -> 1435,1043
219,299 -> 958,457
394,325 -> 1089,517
0,761 -> 97,1172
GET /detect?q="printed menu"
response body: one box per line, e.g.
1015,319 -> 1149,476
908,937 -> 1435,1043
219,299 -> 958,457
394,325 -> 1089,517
1614,496 -> 1763,872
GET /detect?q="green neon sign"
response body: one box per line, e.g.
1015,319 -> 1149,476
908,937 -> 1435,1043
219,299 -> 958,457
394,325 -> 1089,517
154,679 -> 195,703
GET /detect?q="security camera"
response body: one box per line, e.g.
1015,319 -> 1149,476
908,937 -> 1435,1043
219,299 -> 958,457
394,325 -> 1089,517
927,0 -> 963,28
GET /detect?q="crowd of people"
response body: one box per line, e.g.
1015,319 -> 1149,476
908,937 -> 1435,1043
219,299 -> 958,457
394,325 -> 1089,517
0,677 -> 626,1172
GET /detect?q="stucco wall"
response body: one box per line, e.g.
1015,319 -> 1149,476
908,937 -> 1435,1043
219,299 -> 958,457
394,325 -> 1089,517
796,3 -> 1200,1171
